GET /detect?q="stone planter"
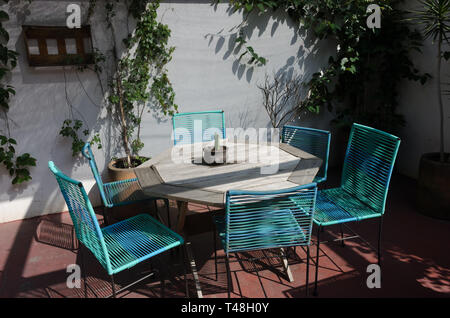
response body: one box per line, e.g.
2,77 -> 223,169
106,156 -> 151,221
417,153 -> 450,220
107,157 -> 149,182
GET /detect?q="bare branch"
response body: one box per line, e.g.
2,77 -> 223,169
258,72 -> 307,128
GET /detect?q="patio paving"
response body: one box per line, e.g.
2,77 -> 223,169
0,169 -> 449,298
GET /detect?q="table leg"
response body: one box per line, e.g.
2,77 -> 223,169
280,248 -> 294,283
176,201 -> 188,233
175,201 -> 203,298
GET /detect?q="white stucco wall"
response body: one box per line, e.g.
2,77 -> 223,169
1,0 -> 444,223
0,0 -> 333,223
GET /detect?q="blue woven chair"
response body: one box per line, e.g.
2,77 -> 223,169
213,184 -> 317,297
313,123 -> 401,295
48,161 -> 188,298
171,110 -> 226,236
82,143 -> 170,227
172,110 -> 225,145
282,125 -> 331,183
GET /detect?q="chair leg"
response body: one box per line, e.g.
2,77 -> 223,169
181,245 -> 189,298
378,216 -> 384,268
110,275 -> 116,298
225,254 -> 232,298
306,245 -> 310,297
80,244 -> 88,298
314,225 -> 321,296
161,266 -> 165,298
213,226 -> 218,281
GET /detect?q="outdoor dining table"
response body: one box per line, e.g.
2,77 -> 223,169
134,140 -> 322,232
134,140 -> 322,298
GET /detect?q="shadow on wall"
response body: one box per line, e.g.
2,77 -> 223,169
206,3 -> 336,125
206,5 -> 331,85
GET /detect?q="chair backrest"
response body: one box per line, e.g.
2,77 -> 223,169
282,125 -> 331,183
341,123 -> 401,214
172,110 -> 225,145
81,143 -> 108,207
224,184 -> 317,254
48,161 -> 112,273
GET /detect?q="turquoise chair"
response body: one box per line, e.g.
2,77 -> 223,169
48,161 -> 188,298
171,110 -> 226,235
82,143 -> 170,227
213,184 -> 317,297
172,110 -> 225,145
282,125 -> 331,184
313,123 -> 401,295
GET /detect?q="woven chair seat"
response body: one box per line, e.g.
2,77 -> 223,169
314,188 -> 381,226
101,214 -> 184,274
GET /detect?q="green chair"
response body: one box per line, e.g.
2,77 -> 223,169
313,123 -> 401,295
172,110 -> 225,145
48,161 -> 188,298
213,184 -> 318,297
282,125 -> 331,184
82,143 -> 170,227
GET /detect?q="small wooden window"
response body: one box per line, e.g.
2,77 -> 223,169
23,25 -> 94,67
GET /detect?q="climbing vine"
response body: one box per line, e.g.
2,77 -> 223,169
218,0 -> 430,132
0,2 -> 36,184
61,0 -> 178,167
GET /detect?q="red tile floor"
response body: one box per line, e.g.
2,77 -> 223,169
0,170 -> 449,298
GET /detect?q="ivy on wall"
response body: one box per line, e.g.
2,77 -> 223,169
61,0 -> 178,168
218,0 -> 430,133
0,2 -> 36,184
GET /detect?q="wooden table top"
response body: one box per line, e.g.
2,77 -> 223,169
134,141 -> 322,207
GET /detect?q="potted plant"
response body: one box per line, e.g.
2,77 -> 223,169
410,0 -> 450,219
98,1 -> 178,181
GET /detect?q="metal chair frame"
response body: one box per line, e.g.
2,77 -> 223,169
282,125 -> 331,184
49,161 -> 189,298
312,123 -> 401,295
212,183 -> 318,297
172,110 -> 226,145
82,143 -> 170,227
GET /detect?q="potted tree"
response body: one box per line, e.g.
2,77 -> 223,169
411,0 -> 450,219
99,1 -> 178,181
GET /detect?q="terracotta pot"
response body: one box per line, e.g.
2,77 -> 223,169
417,153 -> 450,220
107,157 -> 149,182
106,156 -> 151,221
